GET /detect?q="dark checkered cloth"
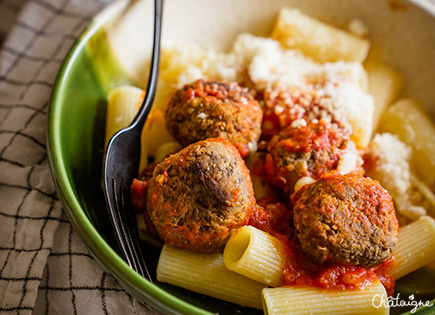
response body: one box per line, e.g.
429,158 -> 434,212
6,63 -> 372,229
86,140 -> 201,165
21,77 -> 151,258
0,0 -> 158,313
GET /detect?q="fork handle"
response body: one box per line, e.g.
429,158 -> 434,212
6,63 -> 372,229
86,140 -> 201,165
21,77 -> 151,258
131,0 -> 163,131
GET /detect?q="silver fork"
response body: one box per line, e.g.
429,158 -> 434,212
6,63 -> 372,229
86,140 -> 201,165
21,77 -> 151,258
103,0 -> 163,281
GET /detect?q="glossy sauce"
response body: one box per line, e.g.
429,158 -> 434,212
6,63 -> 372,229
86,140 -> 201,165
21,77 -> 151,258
132,85 -> 396,294
249,156 -> 395,294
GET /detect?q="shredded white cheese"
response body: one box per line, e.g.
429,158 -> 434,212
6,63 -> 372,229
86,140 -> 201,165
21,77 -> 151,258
177,66 -> 204,89
365,133 -> 426,220
290,118 -> 307,128
231,34 -> 374,148
165,33 -> 374,149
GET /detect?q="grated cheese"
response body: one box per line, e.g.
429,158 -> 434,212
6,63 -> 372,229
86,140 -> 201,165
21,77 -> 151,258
365,133 -> 427,220
231,34 -> 374,148
163,33 -> 374,149
177,66 -> 204,89
290,118 -> 307,128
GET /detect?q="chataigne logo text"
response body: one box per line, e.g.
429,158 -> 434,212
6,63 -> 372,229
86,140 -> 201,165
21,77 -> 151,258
372,293 -> 433,313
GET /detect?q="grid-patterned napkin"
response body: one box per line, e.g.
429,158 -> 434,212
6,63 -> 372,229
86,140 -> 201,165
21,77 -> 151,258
0,0 -> 157,313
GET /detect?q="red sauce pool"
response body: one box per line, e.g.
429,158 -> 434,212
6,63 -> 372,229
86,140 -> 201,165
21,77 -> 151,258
249,199 -> 395,294
132,87 -> 396,295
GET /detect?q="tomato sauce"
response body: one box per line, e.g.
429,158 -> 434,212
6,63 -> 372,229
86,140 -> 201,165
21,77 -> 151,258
132,82 -> 396,295
131,177 -> 158,238
248,90 -> 397,294
182,80 -> 241,102
131,178 -> 148,212
249,196 -> 395,294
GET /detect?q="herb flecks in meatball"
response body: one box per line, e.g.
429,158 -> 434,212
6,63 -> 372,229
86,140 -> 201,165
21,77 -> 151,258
147,138 -> 255,253
292,172 -> 399,268
165,79 -> 263,157
264,121 -> 361,194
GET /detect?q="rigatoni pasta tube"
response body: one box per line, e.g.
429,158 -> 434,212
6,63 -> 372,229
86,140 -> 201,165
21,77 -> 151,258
245,152 -> 272,200
390,216 -> 435,279
380,98 -> 435,187
410,173 -> 435,218
154,142 -> 182,163
105,85 -> 144,146
141,109 -> 177,158
223,226 -> 286,287
157,244 -> 266,309
365,62 -> 403,131
105,85 -> 150,171
262,281 -> 388,315
271,8 -> 369,62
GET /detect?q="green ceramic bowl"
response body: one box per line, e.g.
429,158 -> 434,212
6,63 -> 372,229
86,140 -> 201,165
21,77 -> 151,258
48,0 -> 435,314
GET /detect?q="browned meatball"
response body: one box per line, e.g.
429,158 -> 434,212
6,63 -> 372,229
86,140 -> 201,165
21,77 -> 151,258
264,120 -> 361,194
292,172 -> 399,268
146,138 -> 256,253
165,79 -> 263,157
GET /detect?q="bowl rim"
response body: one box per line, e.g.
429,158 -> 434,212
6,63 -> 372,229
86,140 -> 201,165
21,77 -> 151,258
410,0 -> 435,18
47,0 -> 435,314
47,1 -> 213,314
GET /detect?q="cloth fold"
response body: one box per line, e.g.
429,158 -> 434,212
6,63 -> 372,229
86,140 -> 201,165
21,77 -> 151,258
0,0 -> 156,313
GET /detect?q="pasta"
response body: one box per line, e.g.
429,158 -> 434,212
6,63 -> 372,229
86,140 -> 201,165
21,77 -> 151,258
364,133 -> 428,221
380,98 -> 435,188
390,216 -> 435,279
157,244 -> 266,309
410,174 -> 435,218
223,225 -> 286,287
105,84 -> 178,171
222,217 -> 435,286
270,8 -> 370,62
262,281 -> 388,315
154,141 -> 182,163
108,6 -> 435,314
105,85 -> 144,146
244,152 -> 272,200
365,62 -> 403,131
140,109 -> 177,159
105,85 -> 151,170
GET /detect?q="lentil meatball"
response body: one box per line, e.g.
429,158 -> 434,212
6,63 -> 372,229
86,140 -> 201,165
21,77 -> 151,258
165,79 -> 263,157
292,172 -> 399,268
264,120 -> 361,194
146,138 -> 255,253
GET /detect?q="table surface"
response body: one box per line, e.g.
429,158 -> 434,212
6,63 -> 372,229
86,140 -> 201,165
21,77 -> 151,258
0,0 -> 157,314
